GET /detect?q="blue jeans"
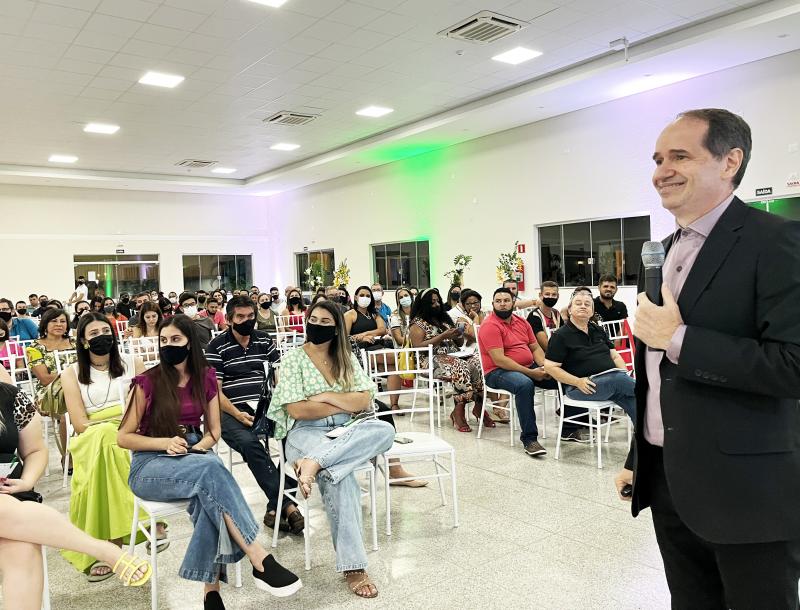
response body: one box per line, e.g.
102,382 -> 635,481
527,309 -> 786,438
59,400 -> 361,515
129,446 -> 259,584
285,414 -> 394,572
484,368 -> 539,444
565,371 -> 636,419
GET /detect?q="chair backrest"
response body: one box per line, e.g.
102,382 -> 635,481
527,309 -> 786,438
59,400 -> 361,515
362,345 -> 435,433
598,319 -> 634,374
124,337 -> 160,369
115,319 -> 128,336
275,314 -> 305,354
53,349 -> 78,376
514,306 -> 535,319
472,324 -> 492,383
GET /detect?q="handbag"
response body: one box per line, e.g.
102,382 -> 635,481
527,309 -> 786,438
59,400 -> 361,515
37,374 -> 67,418
251,365 -> 275,438
397,337 -> 416,381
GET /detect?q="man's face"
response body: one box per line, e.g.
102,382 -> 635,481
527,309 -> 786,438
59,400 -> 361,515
569,294 -> 594,321
600,281 -> 617,299
0,302 -> 11,316
652,117 -> 739,219
135,296 -> 148,308
503,282 -> 518,297
493,293 -> 514,313
371,284 -> 382,298
206,301 -> 219,315
325,289 -> 338,300
230,305 -> 255,325
271,290 -> 280,301
540,287 -> 559,301
29,296 -> 38,306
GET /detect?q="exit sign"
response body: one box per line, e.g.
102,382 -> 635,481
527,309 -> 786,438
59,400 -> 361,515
517,243 -> 526,254
755,187 -> 773,196
115,248 -> 125,254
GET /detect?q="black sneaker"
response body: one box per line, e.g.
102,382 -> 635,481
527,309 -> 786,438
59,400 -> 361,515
253,554 -> 302,597
524,440 -> 547,456
560,429 -> 588,443
204,591 -> 225,610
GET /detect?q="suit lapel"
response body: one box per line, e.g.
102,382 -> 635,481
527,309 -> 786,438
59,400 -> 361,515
676,198 -> 747,319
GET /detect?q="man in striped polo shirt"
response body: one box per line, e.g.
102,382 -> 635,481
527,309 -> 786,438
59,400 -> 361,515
205,295 -> 304,535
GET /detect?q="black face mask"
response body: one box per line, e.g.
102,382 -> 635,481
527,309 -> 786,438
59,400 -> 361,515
494,308 -> 513,320
232,318 -> 256,337
87,334 -> 115,356
450,291 -> 461,301
103,306 -> 115,314
39,300 -> 49,307
271,294 -> 279,301
198,296 -> 207,304
16,308 -> 27,316
288,297 -> 301,306
260,302 -> 271,310
78,280 -> 85,285
121,296 -> 130,303
337,296 -> 347,304
161,344 -> 190,366
305,322 -> 336,345
542,297 -> 558,308
0,311 -> 11,322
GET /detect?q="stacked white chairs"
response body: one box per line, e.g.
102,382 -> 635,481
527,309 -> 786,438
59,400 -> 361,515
270,440 -> 378,571
53,350 -> 78,488
473,324 -> 521,446
599,319 -> 635,375
274,314 -> 305,355
553,379 -> 631,469
115,319 -> 128,338
363,346 -> 459,535
124,337 -> 160,369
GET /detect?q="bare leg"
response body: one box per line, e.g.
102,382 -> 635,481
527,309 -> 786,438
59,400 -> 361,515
0,538 -> 43,610
0,496 -> 144,579
221,513 -> 270,570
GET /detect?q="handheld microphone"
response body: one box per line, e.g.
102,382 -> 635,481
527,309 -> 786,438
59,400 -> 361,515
641,241 -> 666,306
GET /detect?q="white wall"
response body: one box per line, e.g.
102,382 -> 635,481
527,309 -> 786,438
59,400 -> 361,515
0,186 -> 273,302
3,50 -> 799,314
263,49 -> 800,314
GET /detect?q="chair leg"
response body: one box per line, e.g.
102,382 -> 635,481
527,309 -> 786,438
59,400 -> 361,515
555,397 -> 565,460
433,457 -> 446,506
61,449 -> 69,489
477,392 -> 486,439
604,407 -> 612,443
369,469 -> 378,552
41,547 -> 51,610
540,392 -> 547,440
150,515 -> 158,610
303,496 -> 311,571
509,396 -> 516,447
384,457 -> 392,536
272,475 -> 286,549
596,411 -> 603,469
449,452 -> 459,529
128,499 -> 140,555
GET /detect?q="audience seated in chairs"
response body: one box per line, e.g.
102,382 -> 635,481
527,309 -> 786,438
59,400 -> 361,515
204,296 -> 304,536
60,312 -> 152,581
70,301 -> 90,331
131,302 -> 162,339
103,297 -> 128,328
116,293 -> 133,319
199,298 -> 228,332
125,293 -> 150,328
370,283 -> 391,325
256,293 -> 278,332
447,289 -> 486,356
1,298 -> 38,341
593,274 -> 628,323
443,284 -> 461,312
479,287 -> 549,455
27,308 -> 76,463
543,291 -> 636,435
176,292 -> 215,350
0,370 -> 153,608
0,318 -> 24,371
409,288 -> 484,433
388,287 -> 413,348
117,314 -> 301,610
268,300 -> 395,599
267,287 -> 284,315
31,295 -> 49,318
284,289 -> 306,331
89,296 -> 104,314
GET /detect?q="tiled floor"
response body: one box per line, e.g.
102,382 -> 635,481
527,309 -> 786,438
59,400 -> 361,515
5,400 -> 670,610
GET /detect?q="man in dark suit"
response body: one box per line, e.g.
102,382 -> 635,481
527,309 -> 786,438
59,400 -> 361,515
615,108 -> 800,609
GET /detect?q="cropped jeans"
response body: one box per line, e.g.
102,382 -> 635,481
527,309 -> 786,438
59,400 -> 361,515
565,370 -> 636,419
129,436 -> 259,584
285,413 -> 394,573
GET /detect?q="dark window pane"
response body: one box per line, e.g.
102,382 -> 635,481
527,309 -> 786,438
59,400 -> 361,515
385,242 -> 403,289
622,216 -> 651,286
563,222 -> 590,287
182,256 -> 201,292
538,225 -> 563,286
590,219 -> 622,285
373,245 -> 387,288
235,255 -> 253,290
296,253 -> 309,288
75,255 -> 160,296
768,196 -> 800,220
417,241 -> 430,289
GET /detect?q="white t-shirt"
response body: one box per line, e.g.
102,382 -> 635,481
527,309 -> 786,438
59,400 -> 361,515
75,283 -> 89,300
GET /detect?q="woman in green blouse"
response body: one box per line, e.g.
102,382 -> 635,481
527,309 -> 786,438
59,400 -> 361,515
269,300 -> 394,599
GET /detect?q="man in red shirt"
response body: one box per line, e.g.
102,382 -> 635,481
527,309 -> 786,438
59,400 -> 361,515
479,287 -> 549,456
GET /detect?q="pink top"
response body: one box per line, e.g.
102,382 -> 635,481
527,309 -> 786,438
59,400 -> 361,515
0,341 -> 23,369
132,366 -> 218,436
199,309 -> 226,328
644,194 -> 734,446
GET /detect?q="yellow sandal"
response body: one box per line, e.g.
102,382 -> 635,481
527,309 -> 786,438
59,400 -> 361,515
112,552 -> 153,587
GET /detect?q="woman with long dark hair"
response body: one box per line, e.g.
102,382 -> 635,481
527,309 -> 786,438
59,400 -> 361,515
131,301 -> 161,339
118,314 -> 301,609
268,300 -> 395,599
409,288 -> 485,432
60,312 -> 149,580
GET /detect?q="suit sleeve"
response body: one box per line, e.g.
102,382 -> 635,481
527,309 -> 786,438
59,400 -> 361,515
676,220 -> 800,398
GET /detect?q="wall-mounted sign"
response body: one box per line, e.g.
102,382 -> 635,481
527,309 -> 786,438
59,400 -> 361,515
755,187 -> 773,196
517,243 -> 526,254
115,248 -> 125,254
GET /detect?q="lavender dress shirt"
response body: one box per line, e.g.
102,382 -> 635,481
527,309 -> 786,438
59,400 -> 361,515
643,194 -> 735,446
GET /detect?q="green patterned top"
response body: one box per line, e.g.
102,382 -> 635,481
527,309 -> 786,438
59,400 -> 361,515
268,347 -> 376,440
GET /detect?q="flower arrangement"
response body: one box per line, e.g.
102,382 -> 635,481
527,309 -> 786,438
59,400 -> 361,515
496,242 -> 523,283
304,261 -> 325,291
333,258 -> 350,288
443,253 -> 472,286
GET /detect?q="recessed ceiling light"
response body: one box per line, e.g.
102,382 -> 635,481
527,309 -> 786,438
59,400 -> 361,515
84,122 -> 120,134
247,0 -> 289,6
270,143 -> 300,151
356,105 -> 394,118
49,154 -> 78,163
138,71 -> 184,88
211,167 -> 237,174
491,46 -> 542,65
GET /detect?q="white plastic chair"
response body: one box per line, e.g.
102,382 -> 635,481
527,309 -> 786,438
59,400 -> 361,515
275,315 -> 305,355
123,337 -> 160,369
270,441 -> 378,571
599,319 -> 635,375
473,325 -> 518,446
115,319 -> 128,338
41,546 -> 50,610
364,346 -> 459,536
53,350 -> 78,488
553,380 -> 630,469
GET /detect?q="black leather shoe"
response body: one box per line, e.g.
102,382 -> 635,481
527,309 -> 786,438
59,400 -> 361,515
263,510 -> 290,532
204,591 -> 225,610
252,554 -> 302,597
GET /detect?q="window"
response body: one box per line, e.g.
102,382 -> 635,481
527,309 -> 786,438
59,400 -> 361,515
537,215 -> 650,287
74,254 -> 160,298
295,250 -> 335,289
182,255 -> 253,292
372,240 -> 430,290
747,195 -> 800,220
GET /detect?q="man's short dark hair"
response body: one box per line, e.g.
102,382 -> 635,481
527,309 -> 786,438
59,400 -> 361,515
178,291 -> 196,306
493,287 -> 514,299
28,293 -> 37,299
270,286 -> 279,292
598,274 -> 618,285
541,281 -> 559,291
502,279 -> 518,286
0,298 -> 13,310
677,108 -> 752,188
226,294 -> 256,317
15,301 -> 26,308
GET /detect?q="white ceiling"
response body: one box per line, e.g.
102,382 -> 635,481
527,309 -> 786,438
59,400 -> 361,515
0,0 -> 796,196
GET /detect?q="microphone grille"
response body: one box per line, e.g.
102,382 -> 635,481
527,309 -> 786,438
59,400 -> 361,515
641,241 -> 665,268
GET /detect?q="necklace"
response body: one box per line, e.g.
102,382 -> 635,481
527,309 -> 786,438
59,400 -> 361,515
86,367 -> 112,409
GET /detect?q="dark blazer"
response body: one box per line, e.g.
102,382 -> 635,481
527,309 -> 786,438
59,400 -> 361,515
626,197 -> 800,544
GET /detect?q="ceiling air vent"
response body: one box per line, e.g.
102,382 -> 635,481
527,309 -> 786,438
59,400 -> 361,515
438,11 -> 527,44
175,159 -> 217,168
263,111 -> 319,126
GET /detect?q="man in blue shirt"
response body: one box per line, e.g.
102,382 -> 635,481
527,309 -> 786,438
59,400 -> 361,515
0,299 -> 38,341
371,283 -> 391,325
